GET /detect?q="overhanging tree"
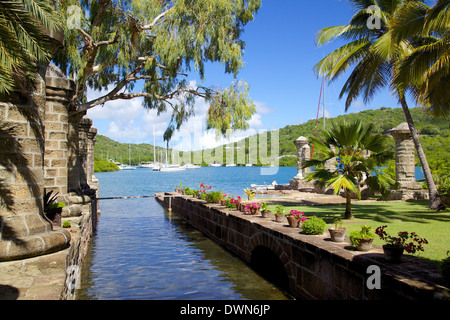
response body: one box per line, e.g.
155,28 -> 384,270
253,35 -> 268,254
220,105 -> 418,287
0,0 -> 60,94
53,0 -> 261,140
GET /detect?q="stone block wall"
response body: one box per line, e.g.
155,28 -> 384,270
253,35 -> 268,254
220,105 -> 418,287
0,62 -> 98,262
157,194 -> 449,300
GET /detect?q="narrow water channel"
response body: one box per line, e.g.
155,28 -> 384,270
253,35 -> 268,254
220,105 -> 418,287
76,168 -> 295,300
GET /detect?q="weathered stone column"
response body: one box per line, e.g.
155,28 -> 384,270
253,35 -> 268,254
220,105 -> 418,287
0,28 -> 71,261
87,126 -> 98,189
389,123 -> 422,199
293,136 -> 309,180
0,65 -> 71,261
44,65 -> 75,196
290,136 -> 313,190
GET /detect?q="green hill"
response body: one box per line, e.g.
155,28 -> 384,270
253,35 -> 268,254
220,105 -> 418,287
94,107 -> 449,171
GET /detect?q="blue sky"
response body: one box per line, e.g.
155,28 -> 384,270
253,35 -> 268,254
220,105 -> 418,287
87,0 -> 407,150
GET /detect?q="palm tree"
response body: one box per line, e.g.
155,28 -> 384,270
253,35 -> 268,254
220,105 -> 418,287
314,0 -> 446,211
303,120 -> 395,219
391,0 -> 450,118
0,0 -> 60,94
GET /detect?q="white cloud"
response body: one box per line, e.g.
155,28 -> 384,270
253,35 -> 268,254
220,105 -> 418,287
86,85 -> 273,151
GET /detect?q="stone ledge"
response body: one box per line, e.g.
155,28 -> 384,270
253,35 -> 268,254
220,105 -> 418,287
157,192 -> 450,300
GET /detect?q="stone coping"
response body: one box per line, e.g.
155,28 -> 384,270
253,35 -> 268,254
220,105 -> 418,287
157,192 -> 450,300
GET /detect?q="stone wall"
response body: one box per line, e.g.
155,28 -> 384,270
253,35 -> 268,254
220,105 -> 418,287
60,195 -> 97,300
157,193 -> 449,300
0,62 -> 98,262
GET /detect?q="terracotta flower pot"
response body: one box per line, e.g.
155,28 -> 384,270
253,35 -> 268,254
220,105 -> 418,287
261,210 -> 271,218
328,228 -> 347,242
356,238 -> 373,252
382,244 -> 404,263
274,213 -> 286,223
286,216 -> 300,228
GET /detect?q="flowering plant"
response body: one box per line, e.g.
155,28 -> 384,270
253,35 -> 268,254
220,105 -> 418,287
287,210 -> 308,223
375,225 -> 428,254
230,196 -> 241,205
245,202 -> 261,214
221,193 -> 230,200
244,189 -> 256,201
199,183 -> 212,194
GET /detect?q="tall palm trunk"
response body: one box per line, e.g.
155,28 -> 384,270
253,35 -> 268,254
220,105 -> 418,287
399,96 -> 446,211
345,190 -> 352,219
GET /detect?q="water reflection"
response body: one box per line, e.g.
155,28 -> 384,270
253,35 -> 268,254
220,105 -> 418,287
77,197 -> 290,300
164,209 -> 291,300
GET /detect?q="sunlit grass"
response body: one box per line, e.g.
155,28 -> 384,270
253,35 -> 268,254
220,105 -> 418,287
267,200 -> 450,263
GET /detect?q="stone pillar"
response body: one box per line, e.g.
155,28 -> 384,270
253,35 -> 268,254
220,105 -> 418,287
0,27 -> 71,261
290,136 -> 313,190
0,65 -> 70,261
293,136 -> 309,180
44,65 -> 75,196
389,123 -> 421,199
87,126 -> 98,189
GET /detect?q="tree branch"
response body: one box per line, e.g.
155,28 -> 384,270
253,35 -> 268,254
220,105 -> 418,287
140,7 -> 174,30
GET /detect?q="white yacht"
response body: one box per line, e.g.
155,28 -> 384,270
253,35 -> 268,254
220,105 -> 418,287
183,163 -> 201,169
160,164 -> 186,172
209,163 -> 222,167
119,164 -> 136,170
138,163 -> 154,169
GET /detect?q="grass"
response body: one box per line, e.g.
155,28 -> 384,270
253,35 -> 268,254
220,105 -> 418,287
267,200 -> 450,264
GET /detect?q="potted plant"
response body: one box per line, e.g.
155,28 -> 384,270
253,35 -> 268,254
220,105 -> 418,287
286,210 -> 307,228
260,202 -> 272,218
301,216 -> 326,235
328,218 -> 347,242
219,193 -> 230,206
244,188 -> 256,201
245,202 -> 261,215
274,204 -> 286,223
174,180 -> 183,193
375,225 -> 428,262
230,196 -> 242,210
349,225 -> 375,251
43,189 -> 66,227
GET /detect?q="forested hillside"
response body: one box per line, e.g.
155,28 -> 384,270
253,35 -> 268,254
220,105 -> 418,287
94,107 -> 449,171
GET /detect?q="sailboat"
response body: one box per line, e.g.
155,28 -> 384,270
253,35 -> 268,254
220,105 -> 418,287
152,130 -> 161,171
209,162 -> 222,167
119,144 -> 136,170
245,148 -> 253,167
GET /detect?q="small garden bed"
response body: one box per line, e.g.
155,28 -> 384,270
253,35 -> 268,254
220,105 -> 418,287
267,200 -> 450,263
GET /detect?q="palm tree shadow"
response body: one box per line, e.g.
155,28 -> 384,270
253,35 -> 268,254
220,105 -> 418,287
0,89 -> 44,227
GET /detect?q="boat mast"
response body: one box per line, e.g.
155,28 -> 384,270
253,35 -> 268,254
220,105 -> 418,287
323,77 -> 326,130
153,126 -> 156,164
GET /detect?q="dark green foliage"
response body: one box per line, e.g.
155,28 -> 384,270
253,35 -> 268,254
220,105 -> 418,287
206,191 -> 222,204
94,160 -> 119,172
301,216 -> 327,235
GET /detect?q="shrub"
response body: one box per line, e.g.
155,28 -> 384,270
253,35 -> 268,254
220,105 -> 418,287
62,221 -> 71,228
301,216 -> 326,235
94,160 -> 119,172
206,191 -> 222,203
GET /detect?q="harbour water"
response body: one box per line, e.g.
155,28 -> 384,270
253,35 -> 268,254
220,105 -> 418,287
76,167 -> 297,300
76,166 -> 425,300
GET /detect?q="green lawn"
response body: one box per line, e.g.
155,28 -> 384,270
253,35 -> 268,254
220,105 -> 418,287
267,200 -> 450,263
